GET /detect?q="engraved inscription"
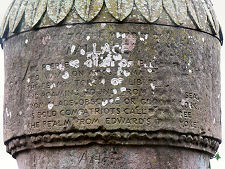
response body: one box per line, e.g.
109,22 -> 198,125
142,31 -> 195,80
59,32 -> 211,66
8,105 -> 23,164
179,92 -> 200,129
4,25 -> 212,136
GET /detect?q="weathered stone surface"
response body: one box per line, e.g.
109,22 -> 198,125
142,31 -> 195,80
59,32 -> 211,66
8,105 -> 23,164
3,23 -> 221,157
0,0 -> 223,43
16,145 -> 210,169
1,0 -> 222,168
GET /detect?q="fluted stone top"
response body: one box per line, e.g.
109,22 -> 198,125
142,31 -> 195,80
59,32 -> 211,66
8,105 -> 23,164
0,0 -> 223,44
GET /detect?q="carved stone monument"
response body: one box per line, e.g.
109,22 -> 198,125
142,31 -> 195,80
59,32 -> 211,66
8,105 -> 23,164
1,0 -> 223,168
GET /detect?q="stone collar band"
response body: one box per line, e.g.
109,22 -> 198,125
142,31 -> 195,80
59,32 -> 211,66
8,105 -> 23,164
0,0 -> 223,45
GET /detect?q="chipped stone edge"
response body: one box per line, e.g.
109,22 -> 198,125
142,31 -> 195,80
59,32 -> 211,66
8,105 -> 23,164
6,130 -> 220,158
0,0 -> 223,45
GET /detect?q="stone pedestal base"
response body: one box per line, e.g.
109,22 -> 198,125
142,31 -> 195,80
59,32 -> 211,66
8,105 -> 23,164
16,145 -> 210,169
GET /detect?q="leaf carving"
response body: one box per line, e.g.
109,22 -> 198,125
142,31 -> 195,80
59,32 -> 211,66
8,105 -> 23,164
0,1 -> 15,37
186,0 -> 207,30
163,0 -> 187,25
105,0 -> 134,21
135,0 -> 162,23
75,0 -> 103,22
47,0 -> 74,24
25,0 -> 47,28
9,0 -> 28,32
203,0 -> 219,34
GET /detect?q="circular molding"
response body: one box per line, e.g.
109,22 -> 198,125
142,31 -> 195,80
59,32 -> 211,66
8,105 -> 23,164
6,130 -> 220,158
0,0 -> 223,44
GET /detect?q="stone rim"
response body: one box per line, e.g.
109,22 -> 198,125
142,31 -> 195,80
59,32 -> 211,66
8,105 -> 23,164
6,130 -> 220,158
0,0 -> 223,44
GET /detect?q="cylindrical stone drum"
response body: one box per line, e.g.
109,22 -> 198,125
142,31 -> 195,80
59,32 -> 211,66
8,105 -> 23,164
1,0 -> 222,168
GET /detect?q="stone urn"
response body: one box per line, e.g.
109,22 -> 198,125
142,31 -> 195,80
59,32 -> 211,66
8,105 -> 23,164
1,0 -> 222,168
